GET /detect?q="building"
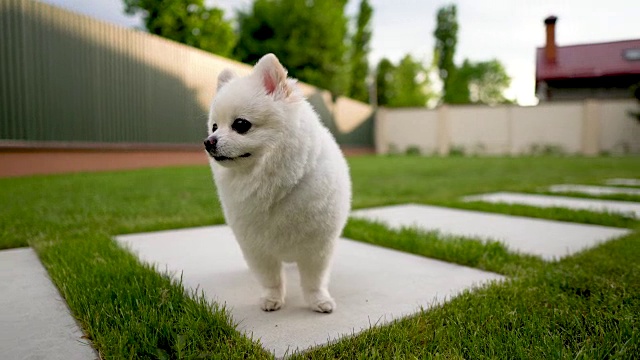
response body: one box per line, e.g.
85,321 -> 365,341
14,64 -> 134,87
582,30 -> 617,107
536,16 -> 640,101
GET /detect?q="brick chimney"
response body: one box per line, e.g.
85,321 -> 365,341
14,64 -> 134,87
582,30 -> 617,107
544,16 -> 558,63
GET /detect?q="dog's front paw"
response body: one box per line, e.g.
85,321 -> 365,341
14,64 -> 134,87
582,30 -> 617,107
260,285 -> 284,312
312,299 -> 335,313
260,296 -> 284,312
306,291 -> 336,313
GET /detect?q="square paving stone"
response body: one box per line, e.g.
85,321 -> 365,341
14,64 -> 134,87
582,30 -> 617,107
605,178 -> 640,187
352,204 -> 630,260
116,226 -> 503,357
548,184 -> 640,196
0,248 -> 96,360
463,192 -> 640,218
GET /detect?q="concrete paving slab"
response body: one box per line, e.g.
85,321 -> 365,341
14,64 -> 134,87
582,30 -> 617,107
548,184 -> 640,196
463,192 -> 640,218
606,178 -> 640,187
116,226 -> 503,357
0,248 -> 96,360
352,204 -> 630,260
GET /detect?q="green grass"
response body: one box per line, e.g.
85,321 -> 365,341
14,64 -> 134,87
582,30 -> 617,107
1,168 -> 267,358
344,218 -> 545,276
1,156 -> 639,358
294,233 -> 640,359
36,235 -> 267,359
348,155 -> 639,208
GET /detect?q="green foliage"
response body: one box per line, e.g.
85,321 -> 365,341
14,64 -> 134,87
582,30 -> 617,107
449,145 -> 466,157
375,55 -> 433,107
433,5 -> 512,105
375,58 -> 394,106
405,145 -> 421,156
388,55 -> 431,107
447,59 -> 513,105
464,59 -> 512,104
346,0 -> 374,103
123,0 -> 236,57
528,143 -> 567,156
386,142 -> 400,155
234,0 -> 349,96
443,66 -> 469,104
433,4 -> 458,103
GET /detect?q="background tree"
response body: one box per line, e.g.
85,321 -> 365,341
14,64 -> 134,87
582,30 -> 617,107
375,58 -> 395,106
234,0 -> 280,65
234,0 -> 349,97
432,4 -> 512,105
375,56 -> 432,108
464,60 -> 512,105
433,4 -> 458,104
446,59 -> 512,105
346,0 -> 373,103
123,0 -> 236,57
443,65 -> 470,104
387,55 -> 431,107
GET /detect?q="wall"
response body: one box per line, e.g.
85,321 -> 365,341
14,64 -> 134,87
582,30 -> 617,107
510,102 -> 583,154
378,99 -> 640,156
0,0 -> 373,148
375,108 -> 438,154
449,106 -> 510,154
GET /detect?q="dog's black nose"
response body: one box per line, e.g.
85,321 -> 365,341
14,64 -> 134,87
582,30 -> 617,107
204,137 -> 217,152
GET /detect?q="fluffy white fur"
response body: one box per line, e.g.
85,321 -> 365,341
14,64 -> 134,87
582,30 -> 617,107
205,54 -> 351,313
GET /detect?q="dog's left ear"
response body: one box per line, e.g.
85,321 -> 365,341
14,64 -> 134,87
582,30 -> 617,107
253,53 -> 293,100
217,69 -> 236,91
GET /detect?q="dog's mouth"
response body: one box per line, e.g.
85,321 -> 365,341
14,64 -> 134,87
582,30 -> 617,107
213,153 -> 251,161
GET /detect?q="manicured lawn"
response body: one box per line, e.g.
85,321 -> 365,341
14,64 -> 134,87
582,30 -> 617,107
0,156 -> 639,358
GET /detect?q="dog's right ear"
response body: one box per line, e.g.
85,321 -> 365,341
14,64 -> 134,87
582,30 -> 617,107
217,69 -> 236,91
253,53 -> 293,100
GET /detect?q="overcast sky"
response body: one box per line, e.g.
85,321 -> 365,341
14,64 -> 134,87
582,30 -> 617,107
40,0 -> 640,105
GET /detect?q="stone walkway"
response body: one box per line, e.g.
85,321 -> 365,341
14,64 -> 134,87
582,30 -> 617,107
352,204 -> 630,260
0,248 -> 96,360
464,192 -> 640,218
605,178 -> 640,187
548,184 -> 640,196
117,226 -> 503,358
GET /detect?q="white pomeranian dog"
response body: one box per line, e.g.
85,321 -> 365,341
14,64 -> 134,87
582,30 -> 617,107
204,54 -> 351,313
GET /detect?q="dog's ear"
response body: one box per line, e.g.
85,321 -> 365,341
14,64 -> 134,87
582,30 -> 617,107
253,53 -> 292,99
217,69 -> 236,91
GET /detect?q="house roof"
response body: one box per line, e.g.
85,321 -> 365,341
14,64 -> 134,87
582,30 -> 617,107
536,39 -> 640,82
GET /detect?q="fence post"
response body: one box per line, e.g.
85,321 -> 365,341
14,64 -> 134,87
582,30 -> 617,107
374,107 -> 388,154
507,105 -> 514,155
582,99 -> 601,156
437,105 -> 450,156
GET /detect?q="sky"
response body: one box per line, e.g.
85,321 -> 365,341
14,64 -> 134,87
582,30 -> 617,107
39,0 -> 640,106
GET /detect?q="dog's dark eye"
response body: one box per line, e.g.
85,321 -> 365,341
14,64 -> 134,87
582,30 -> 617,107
212,123 -> 218,132
232,118 -> 252,134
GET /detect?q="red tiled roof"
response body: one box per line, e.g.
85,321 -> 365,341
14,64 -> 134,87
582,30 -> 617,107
536,39 -> 640,82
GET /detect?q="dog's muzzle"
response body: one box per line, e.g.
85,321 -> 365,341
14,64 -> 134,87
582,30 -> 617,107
204,135 -> 217,154
204,135 -> 251,161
